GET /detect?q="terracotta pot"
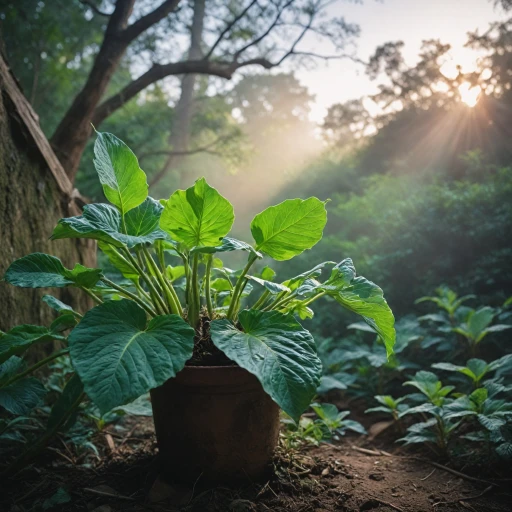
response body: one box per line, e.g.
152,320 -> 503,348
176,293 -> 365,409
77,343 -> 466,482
150,365 -> 280,484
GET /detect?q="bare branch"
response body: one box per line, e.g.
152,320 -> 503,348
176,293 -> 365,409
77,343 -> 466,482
79,0 -> 112,17
204,0 -> 259,60
274,6 -> 316,66
122,0 -> 181,42
139,136 -> 230,162
291,51 -> 366,66
233,0 -> 295,61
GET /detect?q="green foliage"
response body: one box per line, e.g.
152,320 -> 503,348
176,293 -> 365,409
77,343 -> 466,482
160,177 -> 235,248
69,300 -> 194,414
1,132 -> 395,469
210,310 -> 322,422
3,253 -> 102,289
281,402 -> 365,448
250,198 -> 327,261
93,132 -> 149,215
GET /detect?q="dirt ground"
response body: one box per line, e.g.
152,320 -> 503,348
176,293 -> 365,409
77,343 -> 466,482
1,417 -> 511,512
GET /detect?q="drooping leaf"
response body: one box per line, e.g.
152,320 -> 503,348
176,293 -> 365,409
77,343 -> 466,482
47,374 -> 84,432
4,253 -> 102,289
0,325 -> 65,364
0,363 -> 46,415
322,258 -> 356,291
69,300 -> 194,413
52,199 -> 167,248
210,310 -> 322,422
42,295 -> 78,316
284,262 -> 335,291
246,275 -> 290,294
99,242 -> 139,281
327,276 -> 395,357
93,131 -> 148,214
160,177 -> 234,249
251,198 -> 327,260
190,237 -> 261,258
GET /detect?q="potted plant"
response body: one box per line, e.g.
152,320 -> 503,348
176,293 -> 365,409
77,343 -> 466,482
1,132 -> 395,482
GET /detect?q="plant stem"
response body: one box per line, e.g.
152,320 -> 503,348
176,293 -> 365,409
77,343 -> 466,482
302,290 -> 327,307
227,253 -> 258,321
101,277 -> 157,317
152,245 -> 183,315
125,247 -> 168,315
141,246 -> 177,314
252,290 -> 271,310
135,281 -> 152,303
205,255 -> 213,319
267,293 -> 297,311
80,287 -> 103,304
3,349 -> 69,388
189,253 -> 201,327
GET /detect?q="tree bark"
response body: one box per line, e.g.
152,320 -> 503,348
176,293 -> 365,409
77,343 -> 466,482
150,0 -> 206,189
0,55 -> 95,333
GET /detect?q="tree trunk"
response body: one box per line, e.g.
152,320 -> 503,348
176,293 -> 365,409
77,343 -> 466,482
150,0 -> 206,189
0,53 -> 95,334
49,0 -> 136,179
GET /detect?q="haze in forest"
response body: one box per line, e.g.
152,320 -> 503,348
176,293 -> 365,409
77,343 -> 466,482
2,0 -> 512,311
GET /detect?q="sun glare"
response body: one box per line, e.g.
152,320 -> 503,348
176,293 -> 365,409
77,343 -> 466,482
458,82 -> 481,107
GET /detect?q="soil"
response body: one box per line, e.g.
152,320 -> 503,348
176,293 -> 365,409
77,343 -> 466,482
1,417 -> 510,512
188,315 -> 233,366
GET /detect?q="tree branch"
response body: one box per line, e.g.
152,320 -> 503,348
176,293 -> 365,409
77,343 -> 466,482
122,0 -> 181,43
79,0 -> 112,17
233,0 -> 294,61
139,136 -> 229,161
204,0 -> 259,60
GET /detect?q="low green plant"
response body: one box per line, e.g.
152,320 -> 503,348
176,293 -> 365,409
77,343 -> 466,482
281,402 -> 366,448
432,355 -> 512,389
416,286 -> 475,323
365,395 -> 409,424
0,132 -> 395,470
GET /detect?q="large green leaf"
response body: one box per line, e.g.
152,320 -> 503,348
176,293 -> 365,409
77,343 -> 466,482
0,325 -> 65,364
93,131 -> 148,214
52,199 -> 167,248
160,178 -> 234,249
3,253 -> 102,289
251,198 -> 327,260
326,276 -> 395,357
210,310 -> 322,421
0,357 -> 46,414
69,299 -> 194,414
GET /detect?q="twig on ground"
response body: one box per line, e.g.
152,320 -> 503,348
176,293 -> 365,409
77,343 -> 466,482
351,445 -> 392,457
433,485 -> 494,507
116,424 -> 138,450
420,468 -> 436,481
46,446 -> 75,465
83,487 -> 136,501
367,497 -> 404,512
411,459 -> 497,487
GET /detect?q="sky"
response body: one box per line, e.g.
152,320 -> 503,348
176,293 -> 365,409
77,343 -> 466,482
290,0 -> 509,122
